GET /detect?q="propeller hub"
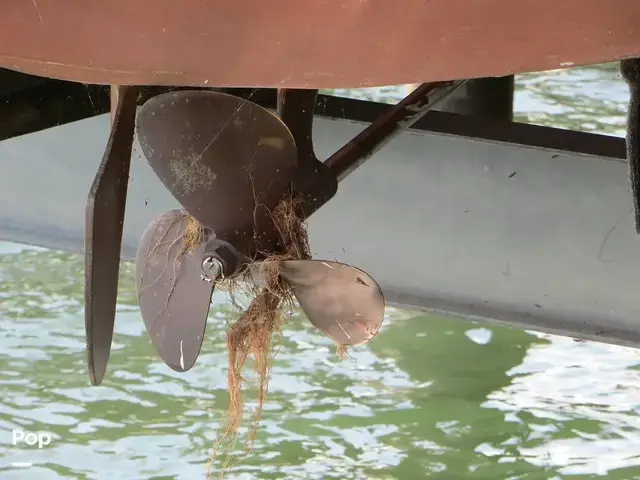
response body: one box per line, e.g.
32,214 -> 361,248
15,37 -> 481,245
201,237 -> 248,280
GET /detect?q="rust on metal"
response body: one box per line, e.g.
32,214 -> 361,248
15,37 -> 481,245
85,85 -> 138,386
1,0 -> 639,88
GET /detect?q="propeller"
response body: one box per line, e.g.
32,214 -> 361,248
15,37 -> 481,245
134,90 -> 385,372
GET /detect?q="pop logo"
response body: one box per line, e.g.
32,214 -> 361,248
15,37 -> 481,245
12,429 -> 52,449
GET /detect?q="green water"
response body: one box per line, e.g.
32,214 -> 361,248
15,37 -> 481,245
1,65 -> 640,479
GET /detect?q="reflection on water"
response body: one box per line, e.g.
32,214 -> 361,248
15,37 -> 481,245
1,65 -> 640,479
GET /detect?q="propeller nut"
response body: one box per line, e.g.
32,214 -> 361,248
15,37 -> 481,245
201,239 -> 246,280
201,256 -> 224,282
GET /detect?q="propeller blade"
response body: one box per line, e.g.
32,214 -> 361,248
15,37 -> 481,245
136,90 -> 298,236
277,260 -> 385,346
136,210 -> 214,372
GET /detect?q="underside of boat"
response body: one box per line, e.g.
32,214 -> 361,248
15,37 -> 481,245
1,0 -> 640,386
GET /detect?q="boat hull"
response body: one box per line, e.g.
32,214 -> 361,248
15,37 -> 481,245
1,0 -> 639,88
